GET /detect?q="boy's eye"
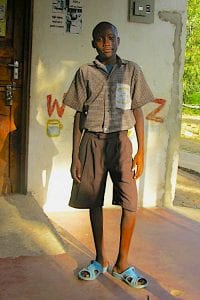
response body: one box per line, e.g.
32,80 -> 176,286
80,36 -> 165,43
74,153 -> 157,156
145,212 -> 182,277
108,35 -> 115,40
96,37 -> 103,42
95,35 -> 115,42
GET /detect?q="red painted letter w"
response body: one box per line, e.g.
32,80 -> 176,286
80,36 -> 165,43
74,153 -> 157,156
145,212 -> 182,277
47,95 -> 65,118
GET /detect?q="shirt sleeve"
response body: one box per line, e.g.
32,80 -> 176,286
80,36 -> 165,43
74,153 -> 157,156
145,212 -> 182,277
63,66 -> 87,112
131,65 -> 154,109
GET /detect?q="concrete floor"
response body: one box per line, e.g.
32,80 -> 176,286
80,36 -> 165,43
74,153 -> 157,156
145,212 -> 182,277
174,168 -> 200,209
0,194 -> 200,300
179,151 -> 200,174
178,136 -> 200,175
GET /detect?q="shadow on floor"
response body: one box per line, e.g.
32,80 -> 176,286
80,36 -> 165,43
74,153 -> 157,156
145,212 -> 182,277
0,194 -> 178,300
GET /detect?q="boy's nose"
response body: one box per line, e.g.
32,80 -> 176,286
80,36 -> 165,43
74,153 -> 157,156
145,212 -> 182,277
103,36 -> 111,45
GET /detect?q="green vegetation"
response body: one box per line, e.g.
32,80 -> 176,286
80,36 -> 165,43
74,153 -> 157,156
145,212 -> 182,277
182,92 -> 200,115
183,0 -> 200,111
182,107 -> 199,116
186,92 -> 200,105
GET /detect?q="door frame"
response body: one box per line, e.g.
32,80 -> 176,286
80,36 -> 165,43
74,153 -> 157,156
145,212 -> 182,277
19,0 -> 34,193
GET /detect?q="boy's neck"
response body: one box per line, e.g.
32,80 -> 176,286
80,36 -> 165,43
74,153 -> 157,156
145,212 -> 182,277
97,55 -> 117,65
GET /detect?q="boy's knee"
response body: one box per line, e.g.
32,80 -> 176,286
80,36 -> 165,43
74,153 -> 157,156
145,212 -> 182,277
122,208 -> 137,217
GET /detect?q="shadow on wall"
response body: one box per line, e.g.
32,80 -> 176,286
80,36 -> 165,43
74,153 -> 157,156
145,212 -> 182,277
28,101 -> 58,208
29,57 -> 79,211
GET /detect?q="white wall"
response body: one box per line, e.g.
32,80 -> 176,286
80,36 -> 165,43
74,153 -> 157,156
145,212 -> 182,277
28,0 -> 187,211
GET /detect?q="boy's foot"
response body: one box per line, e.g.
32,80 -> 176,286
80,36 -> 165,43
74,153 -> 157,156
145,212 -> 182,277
112,266 -> 148,288
78,260 -> 108,281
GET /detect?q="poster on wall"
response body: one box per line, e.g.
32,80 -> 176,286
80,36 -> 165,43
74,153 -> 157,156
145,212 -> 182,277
50,0 -> 82,34
0,0 -> 7,37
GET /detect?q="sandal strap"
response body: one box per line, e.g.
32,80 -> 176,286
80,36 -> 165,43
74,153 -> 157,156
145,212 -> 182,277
87,260 -> 103,273
79,260 -> 108,280
122,267 -> 146,285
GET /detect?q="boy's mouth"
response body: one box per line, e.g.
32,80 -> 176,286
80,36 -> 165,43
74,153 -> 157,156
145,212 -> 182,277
103,48 -> 113,53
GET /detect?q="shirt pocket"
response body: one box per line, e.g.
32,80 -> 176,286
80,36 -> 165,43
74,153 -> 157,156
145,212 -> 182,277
115,84 -> 132,110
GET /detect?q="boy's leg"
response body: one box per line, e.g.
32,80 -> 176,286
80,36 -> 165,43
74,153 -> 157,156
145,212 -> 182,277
113,208 -> 136,273
89,206 -> 108,267
110,134 -> 138,271
79,206 -> 108,279
112,208 -> 148,287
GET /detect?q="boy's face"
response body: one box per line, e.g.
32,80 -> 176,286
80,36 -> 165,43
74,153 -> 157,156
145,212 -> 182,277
92,25 -> 120,62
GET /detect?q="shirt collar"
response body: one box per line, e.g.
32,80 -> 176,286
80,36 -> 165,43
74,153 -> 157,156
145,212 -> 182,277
93,55 -> 128,68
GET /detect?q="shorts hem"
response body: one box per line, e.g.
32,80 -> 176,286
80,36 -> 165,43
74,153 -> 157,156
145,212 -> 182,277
68,203 -> 104,209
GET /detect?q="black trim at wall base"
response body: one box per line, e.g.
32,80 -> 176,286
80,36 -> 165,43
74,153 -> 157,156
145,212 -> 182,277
20,0 -> 34,194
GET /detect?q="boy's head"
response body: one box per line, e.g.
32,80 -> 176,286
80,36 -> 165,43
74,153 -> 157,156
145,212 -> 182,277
92,22 -> 120,63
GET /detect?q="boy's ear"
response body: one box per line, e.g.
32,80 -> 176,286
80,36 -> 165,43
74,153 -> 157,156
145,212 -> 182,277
92,40 -> 96,48
117,37 -> 120,46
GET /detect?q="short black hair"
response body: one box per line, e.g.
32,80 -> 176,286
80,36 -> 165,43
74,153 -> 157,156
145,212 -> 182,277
92,22 -> 118,39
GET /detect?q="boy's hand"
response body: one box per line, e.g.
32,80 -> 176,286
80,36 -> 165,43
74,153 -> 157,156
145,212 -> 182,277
132,151 -> 144,179
71,158 -> 81,183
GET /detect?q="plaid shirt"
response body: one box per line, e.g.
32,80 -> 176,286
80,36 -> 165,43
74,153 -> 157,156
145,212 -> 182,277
63,56 -> 154,133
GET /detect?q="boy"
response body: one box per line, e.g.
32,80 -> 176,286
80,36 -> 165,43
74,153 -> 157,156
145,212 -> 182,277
63,22 -> 154,288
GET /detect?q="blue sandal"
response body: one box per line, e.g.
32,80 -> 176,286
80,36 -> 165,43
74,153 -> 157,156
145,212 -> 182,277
112,266 -> 148,289
78,260 -> 108,281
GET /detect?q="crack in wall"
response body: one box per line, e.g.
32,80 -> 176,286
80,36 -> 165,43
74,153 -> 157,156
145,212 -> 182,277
158,11 -> 183,207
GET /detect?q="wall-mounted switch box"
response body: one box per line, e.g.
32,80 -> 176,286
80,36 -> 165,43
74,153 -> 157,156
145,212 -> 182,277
129,0 -> 154,24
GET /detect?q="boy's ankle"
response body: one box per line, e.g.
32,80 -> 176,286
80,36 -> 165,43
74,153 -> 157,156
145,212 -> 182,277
96,257 -> 108,267
113,261 -> 129,273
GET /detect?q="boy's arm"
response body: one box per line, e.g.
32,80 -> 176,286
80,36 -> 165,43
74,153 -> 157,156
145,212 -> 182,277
132,107 -> 144,179
71,111 -> 82,183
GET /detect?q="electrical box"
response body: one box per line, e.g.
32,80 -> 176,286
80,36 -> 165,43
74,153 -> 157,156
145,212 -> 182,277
129,0 -> 154,24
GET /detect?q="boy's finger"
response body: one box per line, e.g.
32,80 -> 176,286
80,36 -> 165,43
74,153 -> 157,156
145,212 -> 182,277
135,165 -> 143,179
132,159 -> 136,172
132,166 -> 137,179
135,170 -> 140,179
73,175 -> 81,184
75,178 -> 81,184
76,172 -> 81,182
71,168 -> 81,183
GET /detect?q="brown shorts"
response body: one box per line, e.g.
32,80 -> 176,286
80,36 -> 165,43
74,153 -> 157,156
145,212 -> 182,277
69,131 -> 138,211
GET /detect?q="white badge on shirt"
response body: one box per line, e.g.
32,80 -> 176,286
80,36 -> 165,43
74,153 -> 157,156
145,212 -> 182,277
116,84 -> 132,110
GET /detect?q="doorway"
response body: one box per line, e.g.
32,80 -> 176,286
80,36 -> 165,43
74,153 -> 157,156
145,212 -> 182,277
0,0 -> 33,194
